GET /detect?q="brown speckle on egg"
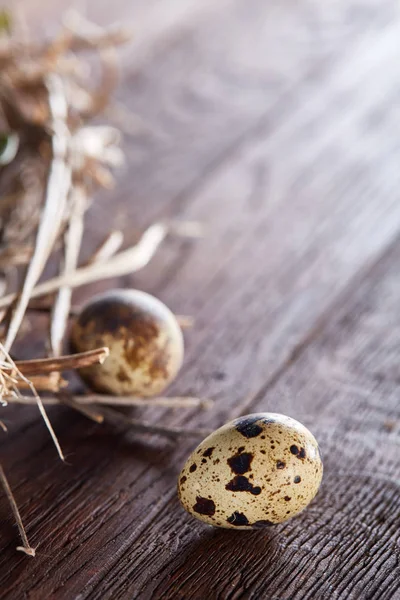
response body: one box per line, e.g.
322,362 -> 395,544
227,452 -> 253,474
235,416 -> 264,438
203,447 -> 215,458
227,511 -> 249,526
225,475 -> 262,495
193,496 -> 216,516
177,412 -> 323,529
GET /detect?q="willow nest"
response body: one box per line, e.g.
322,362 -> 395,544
0,11 -> 208,556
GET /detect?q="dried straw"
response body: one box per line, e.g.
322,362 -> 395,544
0,11 -> 205,556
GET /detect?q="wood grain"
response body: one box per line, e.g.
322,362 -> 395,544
1,0 -> 400,599
146,240 -> 400,600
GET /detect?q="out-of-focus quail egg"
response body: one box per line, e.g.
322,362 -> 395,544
178,413 -> 323,529
70,289 -> 184,396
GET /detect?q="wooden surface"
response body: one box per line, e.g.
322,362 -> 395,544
1,0 -> 400,598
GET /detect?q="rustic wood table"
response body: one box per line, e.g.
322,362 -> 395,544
1,1 -> 400,598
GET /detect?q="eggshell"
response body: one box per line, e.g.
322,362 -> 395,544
178,413 -> 323,529
70,289 -> 184,396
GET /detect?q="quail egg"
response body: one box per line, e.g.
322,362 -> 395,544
70,289 -> 184,396
178,413 -> 323,529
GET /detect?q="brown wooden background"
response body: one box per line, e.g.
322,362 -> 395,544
1,0 -> 400,598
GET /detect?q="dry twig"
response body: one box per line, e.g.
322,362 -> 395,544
0,464 -> 35,557
84,230 -> 124,265
5,394 -> 212,409
0,223 -> 167,308
4,74 -> 71,352
50,184 -> 86,356
12,347 -> 109,375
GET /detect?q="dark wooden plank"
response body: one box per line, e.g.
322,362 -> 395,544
148,235 -> 400,600
104,0 -> 400,230
1,0 -> 400,599
12,0 -> 399,253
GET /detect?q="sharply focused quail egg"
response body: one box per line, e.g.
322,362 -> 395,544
178,413 -> 323,529
70,289 -> 184,396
